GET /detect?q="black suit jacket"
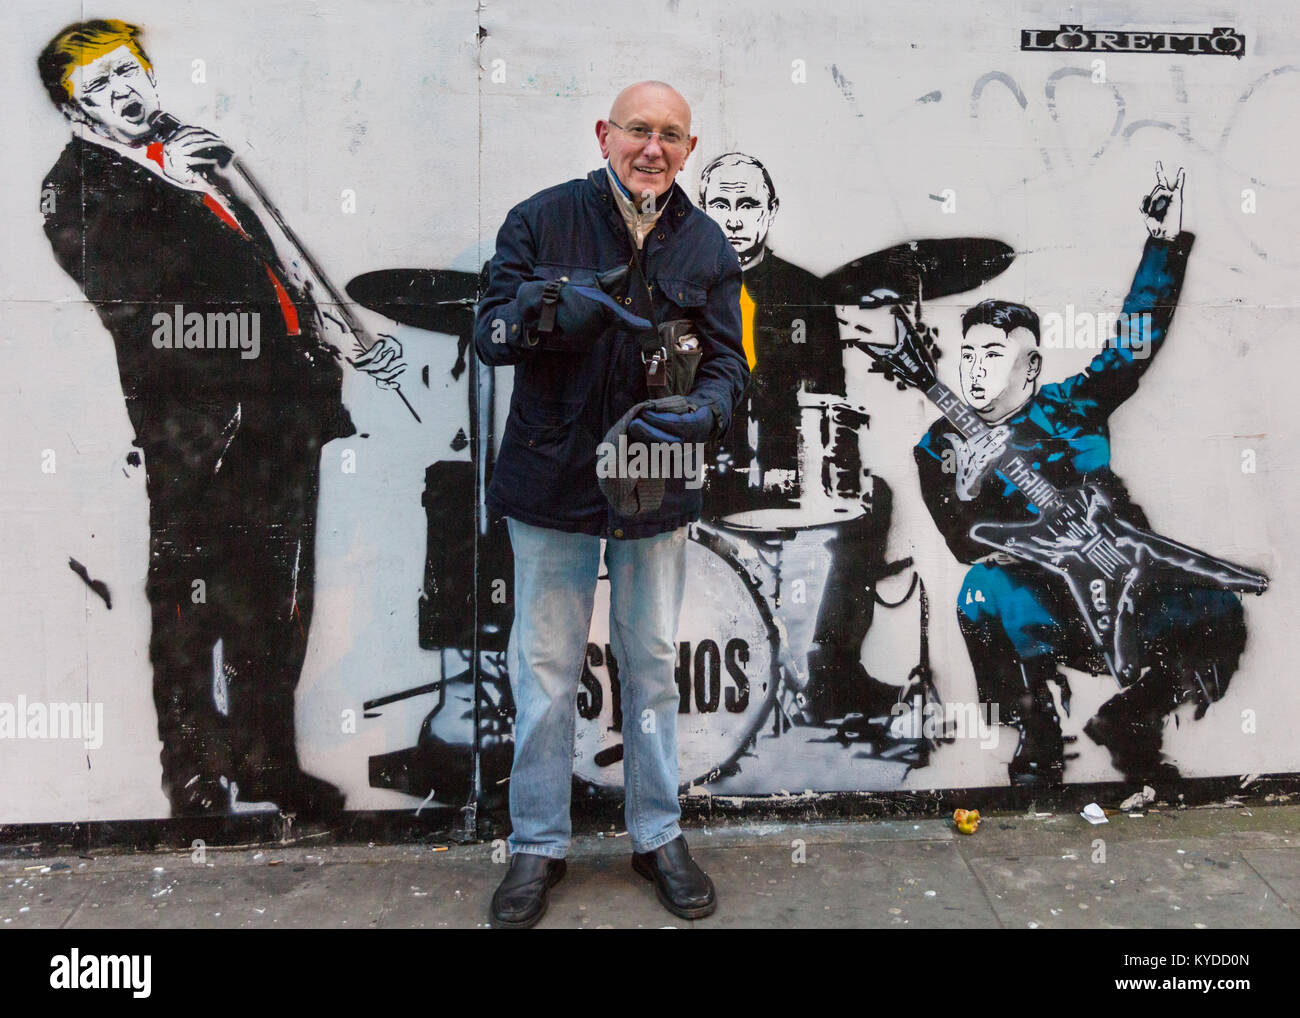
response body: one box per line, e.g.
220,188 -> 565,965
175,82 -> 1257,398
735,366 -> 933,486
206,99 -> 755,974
42,136 -> 354,512
708,249 -> 843,517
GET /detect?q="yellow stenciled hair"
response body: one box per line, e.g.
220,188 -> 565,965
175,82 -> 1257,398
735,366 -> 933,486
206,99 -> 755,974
38,19 -> 152,107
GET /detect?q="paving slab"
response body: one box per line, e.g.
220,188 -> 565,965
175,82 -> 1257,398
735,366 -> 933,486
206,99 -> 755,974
968,836 -> 1295,929
377,859 -> 500,929
1240,849 -> 1300,917
693,839 -> 998,928
1,871 -> 87,929
63,861 -> 397,929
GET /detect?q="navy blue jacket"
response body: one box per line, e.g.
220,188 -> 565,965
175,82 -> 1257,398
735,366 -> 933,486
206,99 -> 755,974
475,168 -> 748,538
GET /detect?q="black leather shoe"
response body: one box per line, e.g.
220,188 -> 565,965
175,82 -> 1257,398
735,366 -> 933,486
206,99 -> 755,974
168,773 -> 229,816
236,771 -> 346,817
632,835 -> 716,920
490,854 -> 567,929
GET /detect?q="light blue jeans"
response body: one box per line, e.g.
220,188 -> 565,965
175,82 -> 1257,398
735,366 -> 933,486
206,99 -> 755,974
505,518 -> 687,858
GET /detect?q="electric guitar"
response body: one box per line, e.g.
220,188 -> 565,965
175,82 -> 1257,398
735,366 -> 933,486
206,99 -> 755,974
856,308 -> 1269,684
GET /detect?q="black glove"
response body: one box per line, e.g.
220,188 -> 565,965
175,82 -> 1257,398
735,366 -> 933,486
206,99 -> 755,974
628,402 -> 717,445
517,271 -> 649,353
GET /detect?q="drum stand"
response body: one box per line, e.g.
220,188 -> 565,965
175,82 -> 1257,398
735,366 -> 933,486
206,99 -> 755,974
357,295 -> 505,840
709,512 -> 954,773
830,575 -> 954,769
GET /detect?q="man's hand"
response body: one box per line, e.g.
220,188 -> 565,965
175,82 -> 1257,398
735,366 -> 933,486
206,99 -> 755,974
160,126 -> 233,189
628,403 -> 716,445
944,425 -> 1010,502
1140,162 -> 1185,240
350,333 -> 407,390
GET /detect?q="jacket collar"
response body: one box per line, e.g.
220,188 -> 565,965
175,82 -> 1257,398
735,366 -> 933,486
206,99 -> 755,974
605,164 -> 667,249
587,167 -> 689,246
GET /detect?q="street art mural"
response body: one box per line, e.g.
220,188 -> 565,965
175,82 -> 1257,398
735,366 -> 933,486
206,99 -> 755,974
830,166 -> 1268,789
2,0 -> 1295,830
698,152 -> 895,733
36,19 -> 408,816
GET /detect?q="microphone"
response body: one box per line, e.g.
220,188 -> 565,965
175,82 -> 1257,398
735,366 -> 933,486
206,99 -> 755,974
146,109 -> 182,140
146,111 -> 233,169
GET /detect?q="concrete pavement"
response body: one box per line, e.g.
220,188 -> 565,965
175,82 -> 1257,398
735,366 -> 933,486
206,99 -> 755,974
2,802 -> 1297,929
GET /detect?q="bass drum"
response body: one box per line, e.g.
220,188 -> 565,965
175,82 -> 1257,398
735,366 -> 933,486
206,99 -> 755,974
573,526 -> 782,791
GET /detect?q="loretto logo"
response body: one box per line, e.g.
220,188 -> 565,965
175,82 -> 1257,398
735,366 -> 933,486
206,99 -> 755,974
1020,24 -> 1245,58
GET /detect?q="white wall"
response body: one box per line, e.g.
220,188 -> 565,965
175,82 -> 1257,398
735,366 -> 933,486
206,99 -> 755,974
1,0 -> 1295,822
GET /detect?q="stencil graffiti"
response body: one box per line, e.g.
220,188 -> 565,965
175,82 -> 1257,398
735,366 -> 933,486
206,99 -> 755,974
38,20 -> 405,816
834,166 -> 1269,788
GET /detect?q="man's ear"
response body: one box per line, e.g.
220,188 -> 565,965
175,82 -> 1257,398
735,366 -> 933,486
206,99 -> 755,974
60,102 -> 94,130
1026,348 -> 1042,383
595,120 -> 610,158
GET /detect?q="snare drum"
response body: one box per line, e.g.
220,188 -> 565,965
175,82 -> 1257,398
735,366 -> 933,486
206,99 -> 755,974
720,390 -> 870,532
572,526 -> 782,790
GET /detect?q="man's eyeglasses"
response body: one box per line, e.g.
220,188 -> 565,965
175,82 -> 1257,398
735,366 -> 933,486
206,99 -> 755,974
607,119 -> 688,149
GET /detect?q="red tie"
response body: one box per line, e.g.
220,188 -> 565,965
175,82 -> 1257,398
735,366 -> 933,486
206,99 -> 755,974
146,142 -> 300,336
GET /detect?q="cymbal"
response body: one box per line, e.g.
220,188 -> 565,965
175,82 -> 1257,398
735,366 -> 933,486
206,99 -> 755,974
346,268 -> 482,336
822,238 -> 1015,306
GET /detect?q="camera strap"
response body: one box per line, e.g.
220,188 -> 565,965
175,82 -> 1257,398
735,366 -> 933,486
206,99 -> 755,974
627,243 -> 671,397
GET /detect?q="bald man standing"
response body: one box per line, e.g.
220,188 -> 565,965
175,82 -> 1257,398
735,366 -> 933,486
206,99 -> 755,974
475,82 -> 747,928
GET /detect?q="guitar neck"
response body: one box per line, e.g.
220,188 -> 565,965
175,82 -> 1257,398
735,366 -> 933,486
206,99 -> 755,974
925,380 -> 1064,512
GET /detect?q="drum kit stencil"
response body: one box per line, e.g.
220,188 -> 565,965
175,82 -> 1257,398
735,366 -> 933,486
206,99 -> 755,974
346,236 -> 1014,806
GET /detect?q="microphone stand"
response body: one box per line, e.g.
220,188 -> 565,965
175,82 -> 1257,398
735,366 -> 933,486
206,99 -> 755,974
230,158 -> 422,422
151,112 -> 421,422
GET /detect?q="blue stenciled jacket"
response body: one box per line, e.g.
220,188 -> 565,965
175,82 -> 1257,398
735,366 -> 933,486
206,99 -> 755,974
475,168 -> 748,538
915,233 -> 1195,563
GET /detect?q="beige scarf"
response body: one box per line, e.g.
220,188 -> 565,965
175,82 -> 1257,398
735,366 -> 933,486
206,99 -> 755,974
606,165 -> 669,250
